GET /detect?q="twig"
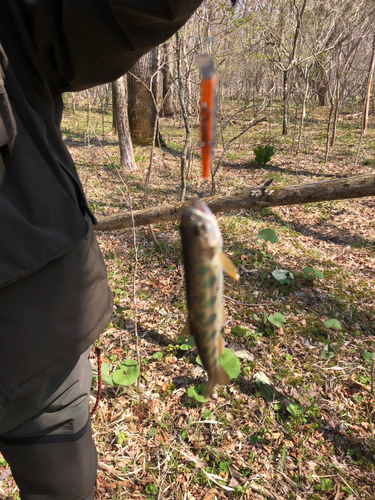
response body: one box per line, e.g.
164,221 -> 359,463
333,479 -> 341,500
249,482 -> 282,500
338,474 -> 360,499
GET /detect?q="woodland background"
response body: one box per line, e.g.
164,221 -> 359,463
1,0 -> 375,499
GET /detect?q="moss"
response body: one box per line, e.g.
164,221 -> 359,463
286,376 -> 304,387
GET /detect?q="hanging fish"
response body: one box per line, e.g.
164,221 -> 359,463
180,198 -> 239,397
197,55 -> 216,180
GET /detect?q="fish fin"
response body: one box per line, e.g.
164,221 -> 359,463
204,366 -> 230,398
181,321 -> 190,335
220,252 -> 240,280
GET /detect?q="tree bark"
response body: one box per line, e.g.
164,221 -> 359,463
362,33 -> 375,135
162,42 -> 174,118
297,78 -> 309,154
282,70 -> 289,135
112,76 -> 135,170
127,48 -> 158,145
94,173 -> 375,231
176,31 -> 190,202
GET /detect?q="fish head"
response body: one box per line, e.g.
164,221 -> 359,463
180,199 -> 222,258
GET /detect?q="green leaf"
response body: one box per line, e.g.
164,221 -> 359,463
157,421 -> 168,429
145,483 -> 158,495
272,269 -> 294,284
179,343 -> 192,351
219,460 -> 230,473
152,352 -> 163,359
303,267 -> 324,280
203,409 -> 212,420
319,344 -> 336,360
286,403 -> 303,417
197,349 -> 240,380
253,313 -> 261,322
148,427 -> 157,437
253,371 -> 284,402
323,319 -> 342,330
352,393 -> 363,403
0,458 -> 7,466
257,228 -> 278,243
361,350 -> 373,363
268,312 -> 286,328
187,383 -> 209,403
253,145 -> 275,165
116,431 -> 126,444
231,326 -> 249,337
112,360 -> 140,386
101,363 -> 115,387
357,374 -> 371,384
177,335 -> 195,349
219,349 -> 241,379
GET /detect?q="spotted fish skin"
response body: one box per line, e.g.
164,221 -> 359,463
180,199 -> 238,397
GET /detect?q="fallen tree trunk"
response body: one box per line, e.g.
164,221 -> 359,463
95,173 -> 375,231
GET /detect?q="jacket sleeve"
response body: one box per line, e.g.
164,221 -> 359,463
23,0 -> 203,93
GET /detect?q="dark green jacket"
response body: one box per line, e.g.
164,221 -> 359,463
0,0 -> 202,408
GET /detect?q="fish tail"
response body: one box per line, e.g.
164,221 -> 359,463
204,366 -> 230,398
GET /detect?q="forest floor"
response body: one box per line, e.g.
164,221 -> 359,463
1,99 -> 375,500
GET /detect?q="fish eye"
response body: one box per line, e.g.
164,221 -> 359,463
193,221 -> 206,235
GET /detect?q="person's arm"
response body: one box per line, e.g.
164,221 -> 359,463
23,0 -> 203,93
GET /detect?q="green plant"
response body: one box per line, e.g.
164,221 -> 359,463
187,383 -> 210,403
323,319 -> 342,330
177,335 -> 196,351
231,326 -> 261,342
145,483 -> 158,496
219,459 -> 230,474
203,409 -> 212,420
101,360 -> 140,387
254,311 -> 286,331
314,478 -> 334,492
268,313 -> 286,328
319,344 -> 336,360
253,145 -> 275,165
234,484 -> 247,498
116,431 -> 126,444
257,228 -> 278,244
303,267 -> 324,280
196,349 -> 241,380
361,350 -> 373,363
187,350 -> 240,403
272,269 -> 294,285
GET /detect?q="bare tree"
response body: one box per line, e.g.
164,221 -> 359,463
112,76 -> 135,170
128,48 -> 159,145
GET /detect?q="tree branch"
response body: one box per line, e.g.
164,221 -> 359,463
94,173 -> 375,231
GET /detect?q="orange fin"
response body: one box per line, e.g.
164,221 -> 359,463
204,366 -> 230,398
220,253 -> 240,280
